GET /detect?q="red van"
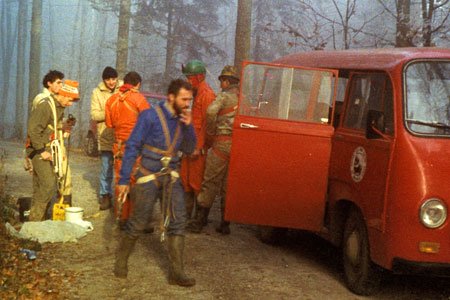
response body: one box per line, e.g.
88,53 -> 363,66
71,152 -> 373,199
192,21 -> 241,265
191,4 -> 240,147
84,92 -> 166,156
225,48 -> 450,295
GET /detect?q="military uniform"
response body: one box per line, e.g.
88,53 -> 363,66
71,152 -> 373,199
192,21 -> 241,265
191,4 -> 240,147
187,65 -> 240,234
197,84 -> 239,228
27,95 -> 66,221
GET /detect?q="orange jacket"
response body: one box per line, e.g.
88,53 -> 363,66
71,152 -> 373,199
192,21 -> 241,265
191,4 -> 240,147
105,88 -> 150,142
180,80 -> 215,193
191,80 -> 216,151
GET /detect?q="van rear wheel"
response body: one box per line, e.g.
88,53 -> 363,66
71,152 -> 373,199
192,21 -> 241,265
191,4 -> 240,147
342,209 -> 381,296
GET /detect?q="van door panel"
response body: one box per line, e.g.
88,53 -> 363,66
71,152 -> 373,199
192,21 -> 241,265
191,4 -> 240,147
225,62 -> 338,232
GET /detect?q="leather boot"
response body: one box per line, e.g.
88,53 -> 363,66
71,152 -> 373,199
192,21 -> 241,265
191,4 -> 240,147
187,206 -> 209,233
215,197 -> 230,234
216,221 -> 230,235
185,192 -> 195,220
100,194 -> 112,210
201,207 -> 210,226
167,235 -> 195,287
114,235 -> 137,278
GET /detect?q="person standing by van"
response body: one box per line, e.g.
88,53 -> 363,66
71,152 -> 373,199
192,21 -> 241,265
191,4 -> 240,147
180,60 -> 215,221
114,79 -> 196,287
188,66 -> 239,234
90,66 -> 121,210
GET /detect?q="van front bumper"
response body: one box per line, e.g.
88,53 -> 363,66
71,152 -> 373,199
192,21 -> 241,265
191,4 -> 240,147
392,258 -> 450,277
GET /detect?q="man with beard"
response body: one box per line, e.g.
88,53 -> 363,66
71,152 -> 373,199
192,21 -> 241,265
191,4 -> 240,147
114,79 -> 197,287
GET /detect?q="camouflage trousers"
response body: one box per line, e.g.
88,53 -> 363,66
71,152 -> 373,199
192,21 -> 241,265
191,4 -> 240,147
197,140 -> 231,210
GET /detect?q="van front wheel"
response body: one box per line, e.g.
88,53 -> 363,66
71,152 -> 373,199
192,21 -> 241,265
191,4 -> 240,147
342,209 -> 381,296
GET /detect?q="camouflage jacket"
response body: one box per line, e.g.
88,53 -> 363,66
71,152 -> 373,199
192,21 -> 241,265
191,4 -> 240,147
205,84 -> 239,137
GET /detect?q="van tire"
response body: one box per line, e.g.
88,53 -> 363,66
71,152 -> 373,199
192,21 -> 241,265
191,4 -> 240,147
257,226 -> 286,244
342,209 -> 381,296
84,132 -> 98,157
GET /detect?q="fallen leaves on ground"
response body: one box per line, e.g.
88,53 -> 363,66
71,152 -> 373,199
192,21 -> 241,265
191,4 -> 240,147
0,197 -> 76,299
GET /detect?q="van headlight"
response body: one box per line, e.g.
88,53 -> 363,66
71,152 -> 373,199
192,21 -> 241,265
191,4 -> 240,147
420,198 -> 447,228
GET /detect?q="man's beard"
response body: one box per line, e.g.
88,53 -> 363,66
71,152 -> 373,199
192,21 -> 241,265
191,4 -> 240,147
174,102 -> 187,115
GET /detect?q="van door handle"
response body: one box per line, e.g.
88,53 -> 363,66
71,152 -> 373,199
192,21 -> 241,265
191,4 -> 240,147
240,123 -> 259,129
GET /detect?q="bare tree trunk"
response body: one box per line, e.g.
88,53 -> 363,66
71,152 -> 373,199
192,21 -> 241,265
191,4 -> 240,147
116,0 -> 131,78
1,1 -> 18,137
28,0 -> 42,115
421,0 -> 433,46
15,0 -> 28,140
164,2 -> 174,83
396,0 -> 414,47
234,0 -> 252,73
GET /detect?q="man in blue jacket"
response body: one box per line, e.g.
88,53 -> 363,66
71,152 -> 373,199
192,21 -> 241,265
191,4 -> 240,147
114,79 -> 197,287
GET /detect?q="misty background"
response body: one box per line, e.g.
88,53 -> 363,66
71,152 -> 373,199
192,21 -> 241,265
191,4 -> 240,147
0,0 -> 449,147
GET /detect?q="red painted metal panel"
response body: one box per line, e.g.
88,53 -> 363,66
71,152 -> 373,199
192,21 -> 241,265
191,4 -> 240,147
225,115 -> 333,231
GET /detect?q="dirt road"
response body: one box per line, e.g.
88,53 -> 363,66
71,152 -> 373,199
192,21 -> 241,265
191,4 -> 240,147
2,140 -> 450,299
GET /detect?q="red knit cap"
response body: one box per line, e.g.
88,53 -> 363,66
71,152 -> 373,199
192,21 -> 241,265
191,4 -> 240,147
59,80 -> 80,100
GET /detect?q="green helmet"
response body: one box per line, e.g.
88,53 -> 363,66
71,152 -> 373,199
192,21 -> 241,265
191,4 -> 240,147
182,59 -> 206,76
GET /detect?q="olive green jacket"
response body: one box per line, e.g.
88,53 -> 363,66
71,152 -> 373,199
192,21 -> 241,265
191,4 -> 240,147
27,95 -> 65,154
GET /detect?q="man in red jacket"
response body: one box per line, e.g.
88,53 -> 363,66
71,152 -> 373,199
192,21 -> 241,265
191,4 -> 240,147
105,71 -> 150,226
180,60 -> 215,223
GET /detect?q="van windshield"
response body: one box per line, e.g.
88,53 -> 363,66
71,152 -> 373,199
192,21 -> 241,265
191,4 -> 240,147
405,61 -> 450,136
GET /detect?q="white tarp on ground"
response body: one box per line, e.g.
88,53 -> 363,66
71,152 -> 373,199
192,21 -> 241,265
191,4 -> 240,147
6,220 -> 93,243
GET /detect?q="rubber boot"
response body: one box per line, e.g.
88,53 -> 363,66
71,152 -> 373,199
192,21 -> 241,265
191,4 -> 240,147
187,206 -> 209,233
167,235 -> 196,287
114,235 -> 137,278
215,196 -> 230,234
216,221 -> 230,235
185,192 -> 195,220
201,207 -> 210,226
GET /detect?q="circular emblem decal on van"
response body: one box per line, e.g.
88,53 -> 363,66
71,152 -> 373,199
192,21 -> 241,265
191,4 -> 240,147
350,147 -> 367,183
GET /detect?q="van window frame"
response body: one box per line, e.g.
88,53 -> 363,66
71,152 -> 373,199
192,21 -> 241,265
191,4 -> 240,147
403,59 -> 450,138
342,71 -> 394,135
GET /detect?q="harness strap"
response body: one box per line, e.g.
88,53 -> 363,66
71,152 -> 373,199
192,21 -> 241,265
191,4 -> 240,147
218,105 -> 238,116
110,91 -> 139,116
214,135 -> 232,142
143,106 -> 181,157
212,147 -> 230,161
114,139 -> 125,160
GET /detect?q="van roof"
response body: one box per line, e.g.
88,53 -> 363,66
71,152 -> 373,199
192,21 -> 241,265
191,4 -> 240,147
274,47 -> 450,71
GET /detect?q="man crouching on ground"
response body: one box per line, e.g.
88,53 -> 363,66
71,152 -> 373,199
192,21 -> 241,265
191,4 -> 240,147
114,79 -> 197,287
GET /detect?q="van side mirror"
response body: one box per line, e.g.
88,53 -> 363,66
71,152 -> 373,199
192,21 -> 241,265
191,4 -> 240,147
366,110 -> 385,139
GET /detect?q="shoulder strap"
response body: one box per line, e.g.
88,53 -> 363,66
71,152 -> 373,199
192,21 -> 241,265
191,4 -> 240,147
46,97 -> 58,135
153,105 -> 181,155
111,92 -> 139,115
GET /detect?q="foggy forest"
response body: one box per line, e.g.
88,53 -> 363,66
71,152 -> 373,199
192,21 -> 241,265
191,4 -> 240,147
0,0 -> 449,147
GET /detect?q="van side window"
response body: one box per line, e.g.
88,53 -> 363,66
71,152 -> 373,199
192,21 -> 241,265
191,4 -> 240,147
344,73 -> 394,134
240,64 -> 336,124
